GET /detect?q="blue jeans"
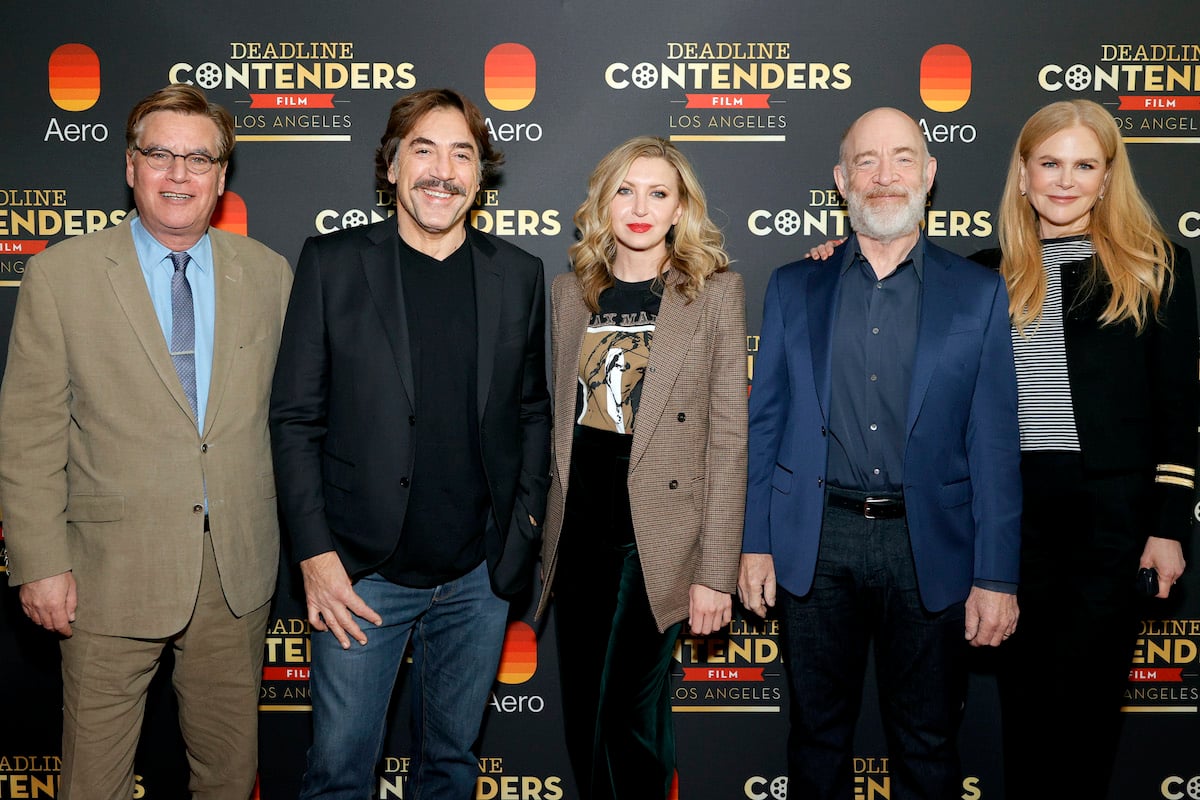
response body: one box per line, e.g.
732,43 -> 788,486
779,502 -> 968,800
298,560 -> 508,800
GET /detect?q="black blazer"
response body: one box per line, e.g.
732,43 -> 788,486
972,245 -> 1198,540
270,220 -> 551,596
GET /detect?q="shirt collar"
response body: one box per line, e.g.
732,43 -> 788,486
840,232 -> 925,281
130,215 -> 213,276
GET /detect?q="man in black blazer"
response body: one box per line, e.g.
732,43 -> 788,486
270,88 -> 550,799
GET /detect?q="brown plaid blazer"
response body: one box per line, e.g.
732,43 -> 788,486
536,269 -> 747,632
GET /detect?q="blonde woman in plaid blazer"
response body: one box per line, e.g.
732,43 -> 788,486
536,137 -> 747,800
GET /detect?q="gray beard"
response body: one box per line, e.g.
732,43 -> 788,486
847,188 -> 927,244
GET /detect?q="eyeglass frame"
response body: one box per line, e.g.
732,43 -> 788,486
132,146 -> 224,175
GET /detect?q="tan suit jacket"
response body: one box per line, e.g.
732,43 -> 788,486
0,216 -> 292,637
537,269 -> 747,632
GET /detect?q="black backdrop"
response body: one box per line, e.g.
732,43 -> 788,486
2,2 -> 1199,798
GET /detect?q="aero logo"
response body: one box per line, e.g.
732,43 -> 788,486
212,191 -> 248,236
919,44 -> 972,113
48,44 -> 101,112
484,43 -> 536,111
496,621 -> 537,684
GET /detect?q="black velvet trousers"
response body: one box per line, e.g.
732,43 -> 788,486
552,426 -> 683,800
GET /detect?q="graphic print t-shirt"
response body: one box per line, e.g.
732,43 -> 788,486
575,276 -> 663,434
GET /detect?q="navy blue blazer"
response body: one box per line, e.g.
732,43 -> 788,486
743,237 -> 1022,612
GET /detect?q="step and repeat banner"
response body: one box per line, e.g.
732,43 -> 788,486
2,1 -> 1199,798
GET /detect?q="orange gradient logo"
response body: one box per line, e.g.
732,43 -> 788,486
48,44 -> 101,112
919,44 -> 971,113
496,621 -> 537,684
484,43 -> 536,111
212,191 -> 247,236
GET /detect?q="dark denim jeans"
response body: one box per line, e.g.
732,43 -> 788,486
298,560 -> 508,800
779,504 -> 967,800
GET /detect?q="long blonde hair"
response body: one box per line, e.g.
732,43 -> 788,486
570,137 -> 729,313
997,99 -> 1173,333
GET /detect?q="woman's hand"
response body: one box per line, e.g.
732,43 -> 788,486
688,584 -> 732,635
1141,536 -> 1186,599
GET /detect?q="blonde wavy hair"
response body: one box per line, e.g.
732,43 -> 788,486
998,99 -> 1174,333
570,137 -> 729,313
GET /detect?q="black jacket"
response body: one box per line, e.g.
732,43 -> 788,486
972,244 -> 1198,540
270,220 -> 551,596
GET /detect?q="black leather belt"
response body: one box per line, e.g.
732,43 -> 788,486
826,490 -> 905,520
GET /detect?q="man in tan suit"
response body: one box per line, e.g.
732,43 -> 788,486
0,84 -> 291,799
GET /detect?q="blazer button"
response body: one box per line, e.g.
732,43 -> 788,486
669,480 -> 679,490
817,477 -> 824,487
408,415 -> 416,426
192,504 -> 204,514
201,443 -> 208,453
399,477 -> 410,488
677,412 -> 686,422
820,426 -> 826,437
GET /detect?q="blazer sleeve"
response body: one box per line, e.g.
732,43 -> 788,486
1148,244 -> 1199,541
547,276 -> 564,474
269,235 -> 337,562
694,272 -> 748,592
966,270 -> 1023,585
743,266 -> 790,554
0,257 -> 74,585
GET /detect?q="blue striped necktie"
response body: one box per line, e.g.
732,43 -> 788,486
169,251 -> 198,422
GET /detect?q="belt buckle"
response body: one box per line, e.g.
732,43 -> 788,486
863,497 -> 889,519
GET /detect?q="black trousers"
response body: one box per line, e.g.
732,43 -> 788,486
998,451 -> 1147,799
552,426 -> 682,800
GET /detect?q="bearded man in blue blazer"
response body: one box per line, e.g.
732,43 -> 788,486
738,107 -> 1022,800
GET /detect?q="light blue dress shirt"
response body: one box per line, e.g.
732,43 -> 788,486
130,217 -> 216,436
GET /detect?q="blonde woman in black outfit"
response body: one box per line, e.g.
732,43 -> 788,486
974,99 -> 1196,799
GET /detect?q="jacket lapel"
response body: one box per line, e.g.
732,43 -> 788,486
554,276 -> 589,486
806,251 -> 843,425
103,217 -> 198,425
360,223 -> 415,409
204,230 -> 243,433
906,241 -> 954,437
471,228 -> 502,421
630,272 -> 703,471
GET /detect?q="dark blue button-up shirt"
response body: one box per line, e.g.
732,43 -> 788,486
826,234 -> 923,493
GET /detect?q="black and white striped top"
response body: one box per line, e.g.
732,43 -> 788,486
1011,236 -> 1095,452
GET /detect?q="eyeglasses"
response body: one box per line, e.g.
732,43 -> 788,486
134,146 -> 222,175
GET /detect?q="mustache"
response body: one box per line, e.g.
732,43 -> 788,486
863,186 -> 912,200
413,178 -> 468,196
